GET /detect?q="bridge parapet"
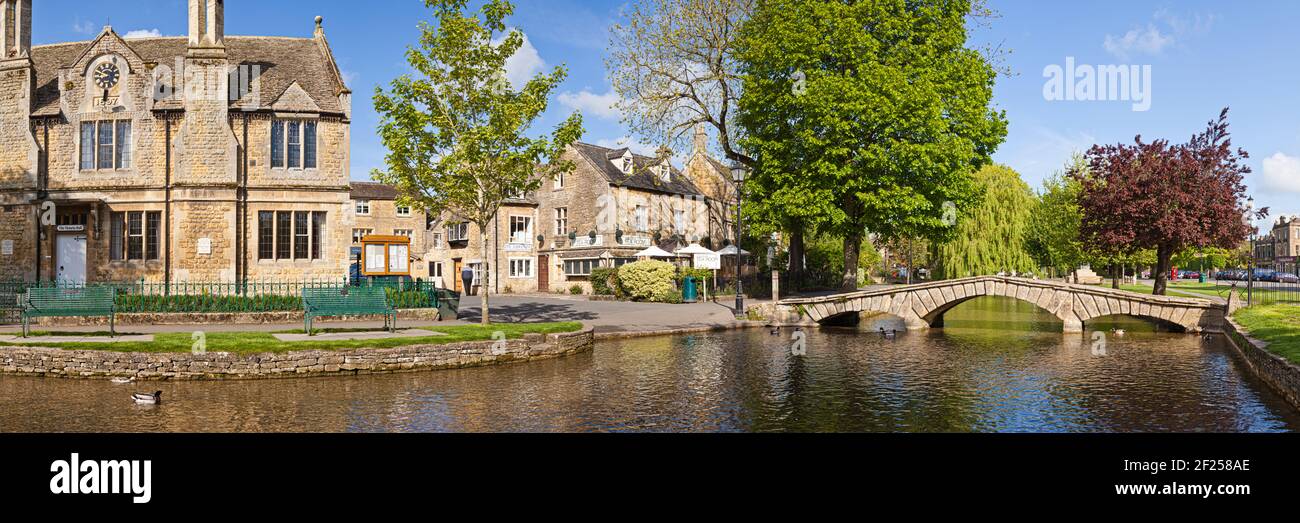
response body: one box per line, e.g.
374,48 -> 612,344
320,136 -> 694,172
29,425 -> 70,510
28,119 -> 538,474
776,277 -> 1225,333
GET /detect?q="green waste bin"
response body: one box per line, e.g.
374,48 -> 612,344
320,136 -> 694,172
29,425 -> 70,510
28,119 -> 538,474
1199,273 -> 1207,284
683,277 -> 698,303
436,288 -> 461,321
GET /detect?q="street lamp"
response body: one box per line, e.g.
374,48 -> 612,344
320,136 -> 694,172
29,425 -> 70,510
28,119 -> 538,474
730,162 -> 749,317
1246,196 -> 1256,306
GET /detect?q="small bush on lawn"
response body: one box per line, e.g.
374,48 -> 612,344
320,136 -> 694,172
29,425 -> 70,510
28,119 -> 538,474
619,260 -> 677,302
653,287 -> 684,304
590,267 -> 621,296
569,284 -> 585,295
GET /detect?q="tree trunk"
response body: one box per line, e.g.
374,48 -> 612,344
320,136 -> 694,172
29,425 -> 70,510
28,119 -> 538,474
1111,263 -> 1120,289
787,221 -> 805,289
479,226 -> 491,325
1153,244 -> 1172,296
842,232 -> 862,292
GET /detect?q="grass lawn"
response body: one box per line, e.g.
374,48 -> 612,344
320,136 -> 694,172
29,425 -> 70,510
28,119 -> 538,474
1233,304 -> 1300,365
2,322 -> 584,354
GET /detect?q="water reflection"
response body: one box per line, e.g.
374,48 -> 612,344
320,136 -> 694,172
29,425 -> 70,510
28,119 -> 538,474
0,297 -> 1295,433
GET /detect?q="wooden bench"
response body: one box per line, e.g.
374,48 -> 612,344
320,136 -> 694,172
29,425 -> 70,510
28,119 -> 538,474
302,286 -> 396,335
22,286 -> 117,337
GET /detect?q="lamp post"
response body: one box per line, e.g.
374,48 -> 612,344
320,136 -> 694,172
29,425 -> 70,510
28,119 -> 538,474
730,162 -> 749,317
1246,196 -> 1256,307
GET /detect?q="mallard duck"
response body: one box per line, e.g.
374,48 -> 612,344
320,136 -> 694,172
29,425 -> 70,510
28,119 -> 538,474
879,328 -> 898,339
769,327 -> 781,336
132,391 -> 162,405
110,377 -> 135,385
1111,329 -> 1126,337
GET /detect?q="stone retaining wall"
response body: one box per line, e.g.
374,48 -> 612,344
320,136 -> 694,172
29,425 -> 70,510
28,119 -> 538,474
1222,318 -> 1300,411
28,308 -> 442,328
0,328 -> 594,381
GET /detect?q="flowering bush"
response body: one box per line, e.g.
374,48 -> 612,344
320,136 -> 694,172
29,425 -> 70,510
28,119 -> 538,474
618,260 -> 678,302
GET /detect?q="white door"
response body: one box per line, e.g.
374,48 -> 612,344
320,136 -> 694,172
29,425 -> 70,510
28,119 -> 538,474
56,235 -> 88,285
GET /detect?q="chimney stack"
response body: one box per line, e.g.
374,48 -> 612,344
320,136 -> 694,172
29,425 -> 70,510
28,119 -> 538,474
188,0 -> 226,57
0,0 -> 32,61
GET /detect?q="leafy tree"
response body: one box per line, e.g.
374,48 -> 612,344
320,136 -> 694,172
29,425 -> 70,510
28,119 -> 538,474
737,0 -> 1007,291
1027,156 -> 1087,279
373,0 -> 584,324
1073,109 -> 1259,296
931,165 -> 1037,279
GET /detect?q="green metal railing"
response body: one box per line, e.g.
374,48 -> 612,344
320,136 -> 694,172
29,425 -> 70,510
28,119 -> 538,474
0,278 -> 444,321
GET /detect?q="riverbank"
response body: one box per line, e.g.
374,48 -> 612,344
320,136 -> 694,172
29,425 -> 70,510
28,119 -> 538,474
0,326 -> 595,380
1224,304 -> 1300,411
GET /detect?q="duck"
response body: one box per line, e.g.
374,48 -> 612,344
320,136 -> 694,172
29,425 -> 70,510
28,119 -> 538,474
879,328 -> 898,339
110,377 -> 135,385
132,391 -> 162,405
1111,329 -> 1127,337
769,327 -> 781,336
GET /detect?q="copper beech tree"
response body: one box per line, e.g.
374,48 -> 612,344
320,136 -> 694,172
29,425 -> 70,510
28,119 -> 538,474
1072,109 -> 1264,296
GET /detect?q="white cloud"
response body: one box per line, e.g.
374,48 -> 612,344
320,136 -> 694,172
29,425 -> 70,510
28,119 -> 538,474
1261,152 -> 1300,193
123,29 -> 163,39
340,70 -> 359,87
1103,24 -> 1174,60
73,18 -> 98,35
557,89 -> 621,120
492,28 -> 546,88
594,136 -> 655,157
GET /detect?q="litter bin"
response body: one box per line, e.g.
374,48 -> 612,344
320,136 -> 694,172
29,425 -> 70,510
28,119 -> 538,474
682,277 -> 698,303
436,288 -> 461,321
1199,273 -> 1207,284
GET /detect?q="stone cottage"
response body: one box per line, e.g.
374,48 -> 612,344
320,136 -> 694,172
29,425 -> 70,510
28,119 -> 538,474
0,0 -> 355,284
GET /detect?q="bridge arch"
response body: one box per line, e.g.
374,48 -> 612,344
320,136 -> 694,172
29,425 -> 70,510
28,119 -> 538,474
779,277 -> 1225,334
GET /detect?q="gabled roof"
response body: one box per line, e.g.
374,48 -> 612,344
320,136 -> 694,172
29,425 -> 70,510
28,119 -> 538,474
30,35 -> 349,117
570,142 -> 702,197
350,182 -> 399,201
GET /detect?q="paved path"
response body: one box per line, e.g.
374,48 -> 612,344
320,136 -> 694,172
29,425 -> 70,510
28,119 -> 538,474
0,295 -> 756,336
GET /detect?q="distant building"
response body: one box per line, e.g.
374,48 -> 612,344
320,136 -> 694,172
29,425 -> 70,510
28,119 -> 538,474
1265,215 -> 1300,273
423,138 -> 738,294
348,182 -> 430,278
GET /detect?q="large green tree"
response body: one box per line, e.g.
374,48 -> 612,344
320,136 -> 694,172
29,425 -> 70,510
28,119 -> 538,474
1027,155 -> 1087,279
931,165 -> 1037,279
737,0 -> 1007,291
373,0 -> 584,324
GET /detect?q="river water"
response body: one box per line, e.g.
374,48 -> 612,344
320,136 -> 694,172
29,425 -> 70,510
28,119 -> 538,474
1,297 -> 1296,432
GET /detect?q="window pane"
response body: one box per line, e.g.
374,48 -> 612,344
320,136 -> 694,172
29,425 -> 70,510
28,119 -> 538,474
388,245 -> 409,272
146,211 -> 160,260
115,121 -> 132,169
270,121 -> 284,168
258,211 -> 274,260
127,212 -> 143,260
312,212 -> 326,260
276,212 -> 291,259
294,212 -> 309,259
98,122 -> 114,169
303,121 -> 317,169
365,245 -> 386,272
110,212 -> 124,260
287,122 -> 301,169
80,123 -> 96,170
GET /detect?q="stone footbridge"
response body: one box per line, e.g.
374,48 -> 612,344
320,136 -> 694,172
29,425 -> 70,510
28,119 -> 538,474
777,277 -> 1226,333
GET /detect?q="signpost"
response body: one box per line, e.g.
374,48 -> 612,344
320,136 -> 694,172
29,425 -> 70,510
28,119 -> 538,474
695,253 -> 721,302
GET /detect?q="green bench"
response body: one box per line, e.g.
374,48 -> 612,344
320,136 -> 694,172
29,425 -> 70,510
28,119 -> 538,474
22,286 -> 117,337
302,286 -> 396,335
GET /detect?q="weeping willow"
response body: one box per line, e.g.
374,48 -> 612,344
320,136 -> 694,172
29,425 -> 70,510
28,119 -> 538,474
931,165 -> 1039,279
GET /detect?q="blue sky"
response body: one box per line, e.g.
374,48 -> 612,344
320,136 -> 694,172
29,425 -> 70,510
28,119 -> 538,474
34,0 -> 1300,227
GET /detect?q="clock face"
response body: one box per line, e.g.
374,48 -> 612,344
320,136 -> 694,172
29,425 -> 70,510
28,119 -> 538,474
94,63 -> 121,90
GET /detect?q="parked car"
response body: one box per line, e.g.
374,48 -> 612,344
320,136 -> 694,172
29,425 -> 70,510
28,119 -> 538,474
1275,272 -> 1300,284
1178,270 -> 1201,280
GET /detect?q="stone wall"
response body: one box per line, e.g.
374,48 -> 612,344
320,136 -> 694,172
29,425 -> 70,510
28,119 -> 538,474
1223,318 -> 1300,412
30,308 -> 442,328
0,328 -> 594,380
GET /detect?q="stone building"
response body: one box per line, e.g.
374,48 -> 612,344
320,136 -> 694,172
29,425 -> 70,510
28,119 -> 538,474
424,141 -> 737,294
0,0 -> 355,284
1264,215 -> 1300,273
348,181 -> 431,278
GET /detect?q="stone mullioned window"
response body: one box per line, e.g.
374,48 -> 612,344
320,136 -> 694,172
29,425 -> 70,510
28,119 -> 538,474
257,210 -> 327,261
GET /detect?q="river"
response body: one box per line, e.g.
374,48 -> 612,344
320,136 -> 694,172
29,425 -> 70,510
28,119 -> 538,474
1,297 -> 1296,432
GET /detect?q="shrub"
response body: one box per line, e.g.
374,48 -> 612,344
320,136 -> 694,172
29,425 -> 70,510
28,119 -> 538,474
590,267 -> 621,296
653,287 -> 683,304
618,260 -> 677,301
569,284 -> 585,295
